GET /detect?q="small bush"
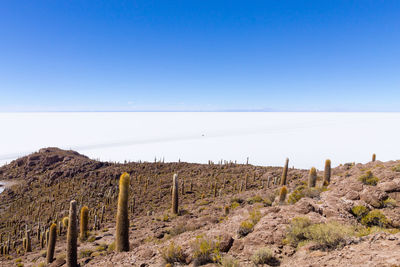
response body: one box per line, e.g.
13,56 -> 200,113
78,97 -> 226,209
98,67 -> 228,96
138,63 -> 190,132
249,208 -> 262,224
287,185 -> 323,204
221,256 -> 240,267
250,247 -> 279,266
160,242 -> 186,264
231,201 -> 240,209
285,217 -> 355,250
383,198 -> 397,208
238,220 -> 254,237
361,210 -> 389,227
392,164 -> 400,172
246,195 -> 263,205
358,170 -> 379,186
191,236 -> 221,266
351,205 -> 369,219
79,249 -> 94,258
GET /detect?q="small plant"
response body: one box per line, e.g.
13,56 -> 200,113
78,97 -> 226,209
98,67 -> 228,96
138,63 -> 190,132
249,208 -> 262,224
238,220 -> 254,237
287,185 -> 323,204
358,170 -> 379,186
250,247 -> 279,266
351,205 -> 369,220
285,217 -> 355,250
160,242 -> 186,264
361,210 -> 389,227
392,164 -> 400,172
246,195 -> 263,205
191,236 -> 221,266
383,198 -> 397,208
221,255 -> 240,267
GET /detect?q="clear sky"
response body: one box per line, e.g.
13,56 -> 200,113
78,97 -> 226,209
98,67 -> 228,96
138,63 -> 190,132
1,1 -> 399,112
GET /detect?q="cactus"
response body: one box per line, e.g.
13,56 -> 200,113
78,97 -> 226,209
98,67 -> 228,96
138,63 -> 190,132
171,173 -> 179,215
116,172 -> 130,252
67,200 -> 78,267
224,206 -> 230,215
279,186 -> 288,203
58,221 -> 63,236
245,174 -> 248,190
80,206 -> 89,241
46,223 -> 57,263
308,167 -> 317,188
25,230 -> 31,253
62,217 -> 69,229
280,158 -> 289,186
323,159 -> 331,185
372,153 -> 376,162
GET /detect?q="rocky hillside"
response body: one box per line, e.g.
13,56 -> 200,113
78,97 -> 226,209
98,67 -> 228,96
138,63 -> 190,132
1,148 -> 400,267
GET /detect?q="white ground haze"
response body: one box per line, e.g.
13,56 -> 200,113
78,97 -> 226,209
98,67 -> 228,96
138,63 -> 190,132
0,112 -> 398,169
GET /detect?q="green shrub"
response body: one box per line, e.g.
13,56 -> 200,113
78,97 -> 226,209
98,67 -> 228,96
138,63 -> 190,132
246,195 -> 263,205
238,220 -> 254,237
287,185 -> 323,204
221,256 -> 240,267
361,210 -> 389,227
191,236 -> 221,266
249,208 -> 262,224
160,242 -> 186,264
250,247 -> 279,266
392,164 -> 400,172
351,205 -> 369,219
358,170 -> 379,186
383,198 -> 397,208
285,217 -> 355,250
230,202 -> 240,209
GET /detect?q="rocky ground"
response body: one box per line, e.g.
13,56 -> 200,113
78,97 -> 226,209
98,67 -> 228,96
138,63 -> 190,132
1,148 -> 400,267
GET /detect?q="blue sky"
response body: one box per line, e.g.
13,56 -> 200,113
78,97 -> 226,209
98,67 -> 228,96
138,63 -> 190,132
0,1 -> 399,111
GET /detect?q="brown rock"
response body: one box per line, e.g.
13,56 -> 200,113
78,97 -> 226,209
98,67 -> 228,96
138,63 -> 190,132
360,187 -> 387,208
217,233 -> 234,252
49,258 -> 66,267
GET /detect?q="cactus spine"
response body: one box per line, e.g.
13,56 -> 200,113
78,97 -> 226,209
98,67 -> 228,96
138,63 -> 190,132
279,186 -> 288,203
67,200 -> 78,267
308,167 -> 317,188
172,173 -> 179,215
116,172 -> 130,252
323,159 -> 331,185
46,223 -> 57,263
80,206 -> 89,241
281,158 -> 289,185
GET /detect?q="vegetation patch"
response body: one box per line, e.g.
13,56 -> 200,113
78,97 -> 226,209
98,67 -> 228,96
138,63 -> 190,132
287,185 -> 325,204
191,235 -> 221,266
160,241 -> 186,264
250,247 -> 280,266
358,170 -> 379,186
285,217 -> 355,250
221,256 -> 240,267
392,164 -> 400,172
361,210 -> 389,227
351,205 -> 369,220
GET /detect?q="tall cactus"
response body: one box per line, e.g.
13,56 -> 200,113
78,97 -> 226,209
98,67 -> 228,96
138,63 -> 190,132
280,158 -> 289,186
323,159 -> 331,185
116,172 -> 130,252
372,153 -> 376,162
25,230 -> 31,253
308,167 -> 317,188
172,173 -> 179,215
46,223 -> 57,263
67,200 -> 78,267
80,206 -> 89,241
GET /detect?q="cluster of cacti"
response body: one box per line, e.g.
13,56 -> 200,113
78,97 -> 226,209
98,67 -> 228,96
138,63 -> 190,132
116,172 -> 130,252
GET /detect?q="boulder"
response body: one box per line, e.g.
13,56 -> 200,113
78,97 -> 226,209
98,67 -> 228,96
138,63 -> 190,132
360,187 -> 387,208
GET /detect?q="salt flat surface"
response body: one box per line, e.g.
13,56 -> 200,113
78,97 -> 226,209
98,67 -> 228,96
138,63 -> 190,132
0,112 -> 398,169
